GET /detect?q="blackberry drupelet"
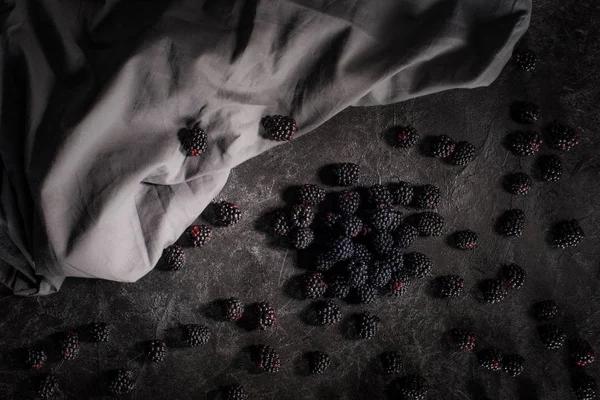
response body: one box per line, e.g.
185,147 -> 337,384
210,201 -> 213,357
451,230 -> 478,250
163,244 -> 186,271
511,101 -> 540,124
547,121 -> 581,151
395,224 -> 419,249
147,340 -> 166,363
387,276 -> 411,297
297,184 -> 326,206
514,49 -> 538,71
415,211 -> 445,236
450,141 -> 476,166
88,322 -> 110,343
289,228 -> 315,249
412,184 -> 441,209
436,275 -> 465,298
504,172 -> 533,195
332,163 -> 360,186
272,213 -> 291,236
506,131 -> 542,156
224,384 -> 248,400
255,302 -> 276,330
368,184 -> 393,207
326,275 -> 350,299
308,351 -> 330,374
315,300 -> 342,325
570,338 -> 596,367
533,300 -> 558,321
538,324 -> 567,350
368,261 -> 393,288
449,328 -> 478,351
303,272 -> 328,299
501,263 -> 526,289
187,225 -> 213,248
550,220 -> 584,249
256,345 -> 280,373
323,236 -> 354,262
26,348 -> 47,370
429,135 -> 456,158
321,212 -> 342,230
389,181 -> 414,206
478,348 -> 503,371
262,115 -> 297,141
335,215 -> 363,237
352,244 -> 372,264
503,354 -> 525,377
183,124 -> 208,157
182,324 -> 211,347
392,126 -> 420,148
404,252 -> 432,279
335,190 -> 361,216
497,209 -> 525,237
290,204 -> 314,228
394,375 -> 429,400
381,351 -> 403,374
346,261 -> 369,288
58,330 -> 80,361
538,154 -> 563,182
215,201 -> 241,226
369,231 -> 395,256
107,369 -> 135,396
36,374 -> 59,399
356,311 -> 380,339
480,279 -> 507,304
574,374 -> 597,400
223,298 -> 244,321
353,285 -> 377,304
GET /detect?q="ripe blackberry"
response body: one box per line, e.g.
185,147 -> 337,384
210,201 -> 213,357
346,261 -> 369,288
289,228 -> 314,249
429,135 -> 456,158
182,124 -> 208,157
224,384 -> 248,400
326,275 -> 350,299
504,172 -> 532,195
381,351 -> 403,374
321,212 -> 342,230
272,212 -> 291,236
533,300 -> 558,321
538,324 -> 567,350
290,204 -> 314,228
351,244 -> 372,265
451,230 -> 478,250
36,374 -> 59,399
392,126 -> 420,148
182,324 -> 211,347
449,328 -> 478,351
296,184 -> 325,206
315,300 -> 342,325
550,220 -> 584,249
368,184 -> 393,207
503,354 -> 525,377
511,101 -> 540,124
395,224 -> 419,249
393,375 -> 429,400
163,244 -> 186,271
547,121 -> 581,151
262,115 -> 297,141
451,141 -> 476,166
88,322 -> 110,343
506,131 -> 542,156
57,330 -> 80,361
335,191 -> 360,216
538,154 -> 563,182
366,208 -> 396,231
187,225 -> 213,248
570,338 -> 596,367
255,302 -> 276,330
335,215 -> 363,237
574,374 -> 597,400
436,275 -> 465,298
356,311 -> 380,339
147,340 -> 166,363
314,254 -> 334,272
404,252 -> 432,279
308,351 -> 330,374
389,181 -> 414,206
497,209 -> 525,237
223,298 -> 244,322
412,184 -> 440,209
389,210 -> 404,231
514,49 -> 538,72
215,201 -> 241,226
369,231 -> 395,256
323,236 -> 353,262
501,263 -> 526,289
332,163 -> 360,186
480,279 -> 507,304
304,273 -> 328,299
256,345 -> 280,373
368,261 -> 393,288
353,285 -> 377,304
107,369 -> 135,396
478,348 -> 503,371
381,248 -> 404,274
26,348 -> 47,370
387,276 -> 411,297
415,212 -> 444,237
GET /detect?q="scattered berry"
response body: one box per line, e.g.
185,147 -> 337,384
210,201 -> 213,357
183,124 -> 208,156
255,302 -> 276,330
262,115 -> 297,141
574,374 -> 597,400
381,351 -> 403,374
289,228 -> 315,249
504,172 -> 532,195
88,322 -> 110,343
315,300 -> 342,326
182,324 -> 210,347
538,324 -> 567,350
353,285 -> 377,304
450,141 -> 476,165
570,338 -> 596,367
308,351 -> 330,374
451,230 -> 478,250
436,275 -> 465,298
506,131 -> 542,156
290,204 -> 314,228
501,263 -> 526,289
26,348 -> 47,370
392,126 -> 420,148
395,224 -> 419,249
57,331 -> 80,361
389,181 -> 414,206
497,209 -> 525,237
272,213 -> 291,236
304,273 -> 328,299
511,101 -> 540,124
480,279 -> 508,304
107,369 -> 135,396
550,220 -> 584,248
163,244 -> 186,270
415,211 -> 445,236
223,298 -> 244,322
514,49 -> 538,72
147,340 -> 166,363
429,135 -> 456,158
538,154 -> 563,182
296,184 -> 325,206
256,345 -> 280,372
356,311 -> 380,339
323,236 -> 354,262
412,184 -> 440,209
326,275 -> 350,299
335,190 -> 361,215
503,354 -> 525,377
393,375 -> 429,400
332,163 -> 360,186
449,328 -> 478,351
215,201 -> 241,226
368,184 -> 393,206
547,121 -> 581,151
224,384 -> 248,400
478,348 -> 503,371
36,374 -> 59,399
533,300 -> 558,321
404,252 -> 432,279
187,225 -> 213,248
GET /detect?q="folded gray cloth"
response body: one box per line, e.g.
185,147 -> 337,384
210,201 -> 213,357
0,0 -> 530,295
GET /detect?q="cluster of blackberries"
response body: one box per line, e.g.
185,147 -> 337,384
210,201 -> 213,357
479,263 -> 526,304
428,135 -> 477,166
476,347 -> 525,377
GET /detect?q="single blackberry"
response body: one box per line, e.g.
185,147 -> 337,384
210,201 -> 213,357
182,324 -> 211,347
187,225 -> 213,248
353,285 -> 378,304
182,124 -> 208,156
224,384 -> 249,400
368,261 -> 393,288
323,236 -> 353,262
297,184 -> 325,206
315,300 -> 342,325
308,351 -> 330,374
504,172 -> 533,195
389,182 -> 414,206
88,322 -> 110,343
381,248 -> 404,274
368,184 -> 393,207
389,210 -> 404,231
415,212 -> 444,236
449,328 -> 478,351
36,374 -> 59,399
326,275 -> 350,299
356,311 -> 380,339
547,121 -> 581,151
395,224 -> 419,249
304,272 -> 328,299
57,330 -> 80,361
550,220 -> 584,249
393,375 -> 429,400
262,115 -> 297,141
511,101 -> 540,124
272,213 -> 291,236
503,354 -> 525,377
478,348 -> 503,371
255,302 -> 276,330
533,300 -> 558,321
366,208 -> 396,231
404,252 -> 432,279
335,190 -> 361,216
351,244 -> 372,264
538,154 -> 563,182
570,338 -> 596,367
346,261 -> 369,288
574,374 -> 597,400
332,163 -> 360,187
436,275 -> 465,298
314,254 -> 334,272
256,345 -> 280,373
335,215 -> 363,237
107,369 -> 135,396
369,231 -> 395,256
147,340 -> 166,363
321,212 -> 342,230
163,244 -> 186,271
289,228 -> 315,249
506,131 -> 542,156
412,184 -> 440,209
392,126 -> 420,148
381,351 -> 403,374
26,348 -> 47,370
538,324 -> 567,350
215,201 -> 241,226
223,298 -> 244,322
386,276 -> 411,297
497,209 -> 525,237
451,230 -> 478,250
451,141 -> 476,166
480,279 -> 508,304
429,135 -> 456,158
514,49 -> 538,72
501,263 -> 526,289
290,204 -> 314,228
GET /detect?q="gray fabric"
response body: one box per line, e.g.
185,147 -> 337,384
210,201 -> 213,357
0,0 -> 531,295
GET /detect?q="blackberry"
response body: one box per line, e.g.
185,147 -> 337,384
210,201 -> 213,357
503,354 -> 525,377
182,124 -> 208,157
451,141 -> 476,166
88,322 -> 110,343
36,374 -> 59,399
353,285 -> 377,304
224,384 -> 248,400
369,231 -> 395,256
449,328 -> 478,351
451,230 -> 478,250
323,236 -> 354,262
366,208 -> 396,231
289,228 -> 314,249
538,324 -> 567,350
547,121 -> 581,151
429,135 -> 456,158
223,298 -> 244,321
514,49 -> 538,72
574,374 -> 597,400
326,275 -> 350,299
478,348 -> 503,371
272,213 -> 291,236
501,263 -> 526,289
389,181 -> 414,206
315,300 -> 342,326
297,184 -> 325,206
262,115 -> 297,141
321,212 -> 342,230
256,345 -> 280,373
550,220 -> 584,249
392,126 -> 420,148
381,351 -> 403,374
335,191 -> 361,216
368,261 -> 393,288
304,272 -> 328,299
368,184 -> 393,207
412,184 -> 440,209
497,209 -> 525,237
570,338 -> 596,367
506,131 -> 542,156
308,351 -> 330,374
389,210 -> 404,231
57,330 -> 80,361
356,311 -> 380,339
107,369 -> 135,396
504,172 -> 532,195
393,375 -> 429,400
533,300 -> 558,321
387,276 -> 411,297
147,340 -> 166,363
480,279 -> 508,304
511,101 -> 540,124
351,244 -> 372,264
26,348 -> 47,370
395,224 -> 419,249
255,302 -> 276,330
346,261 -> 369,288
436,275 -> 465,298
290,204 -> 314,228
335,215 -> 363,237
182,324 -> 211,347
314,254 -> 334,272
187,225 -> 213,248
538,154 -> 563,182
381,248 -> 404,274
215,201 -> 241,226
332,163 -> 360,186
404,252 -> 432,279
163,244 -> 186,271
415,211 -> 444,237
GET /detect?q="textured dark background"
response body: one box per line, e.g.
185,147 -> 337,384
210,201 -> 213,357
1,1 -> 600,399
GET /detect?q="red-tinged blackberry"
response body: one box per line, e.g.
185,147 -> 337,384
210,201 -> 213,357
511,101 -> 540,124
297,184 -> 325,206
26,348 -> 47,370
255,302 -> 276,330
107,369 -> 135,396
514,49 -> 538,72
369,231 -> 395,256
478,348 -> 503,371
215,201 -> 241,226
547,121 -> 581,151
574,374 -> 597,400
335,215 -> 363,237
224,384 -> 248,400
381,351 -> 403,374
304,272 -> 328,299
352,244 -> 372,264
187,225 -> 213,248
366,208 -> 396,231
550,220 -> 584,249
308,351 -> 330,374
57,330 -> 80,361
570,338 -> 596,367
404,252 -> 432,279
314,254 -> 334,272
501,263 -> 526,289
290,204 -> 314,228
272,213 -> 291,236
504,172 -> 532,195
36,374 -> 59,399
182,124 -> 208,157
450,141 -> 476,166
182,324 -> 211,347
326,275 -> 350,299
356,311 -> 380,339
449,328 -> 478,351
321,212 -> 342,230
415,211 -> 444,237
435,275 -> 465,298
88,322 -> 110,343
503,354 -> 525,377
315,300 -> 342,325
480,279 -> 507,304
323,236 -> 354,262
429,135 -> 456,158
223,298 -> 244,322
395,224 -> 419,249
353,285 -> 377,304
533,300 -> 558,321
368,184 -> 393,207
256,345 -> 280,373
163,244 -> 185,271
392,126 -> 420,148
538,154 -> 563,182
393,375 -> 429,400
262,115 -> 297,141
289,228 -> 314,250
451,230 -> 478,250
497,209 -> 525,237
346,261 -> 369,288
506,131 -> 542,156
147,340 -> 166,363
412,184 -> 440,209
389,181 -> 414,206
368,261 -> 393,288
538,324 -> 567,350
387,276 -> 411,297
332,163 -> 360,187
335,190 -> 361,216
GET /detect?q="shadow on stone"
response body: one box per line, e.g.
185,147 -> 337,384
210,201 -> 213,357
283,274 -> 305,300
202,300 -> 224,322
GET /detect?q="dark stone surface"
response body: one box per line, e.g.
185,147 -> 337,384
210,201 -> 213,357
1,1 -> 600,399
